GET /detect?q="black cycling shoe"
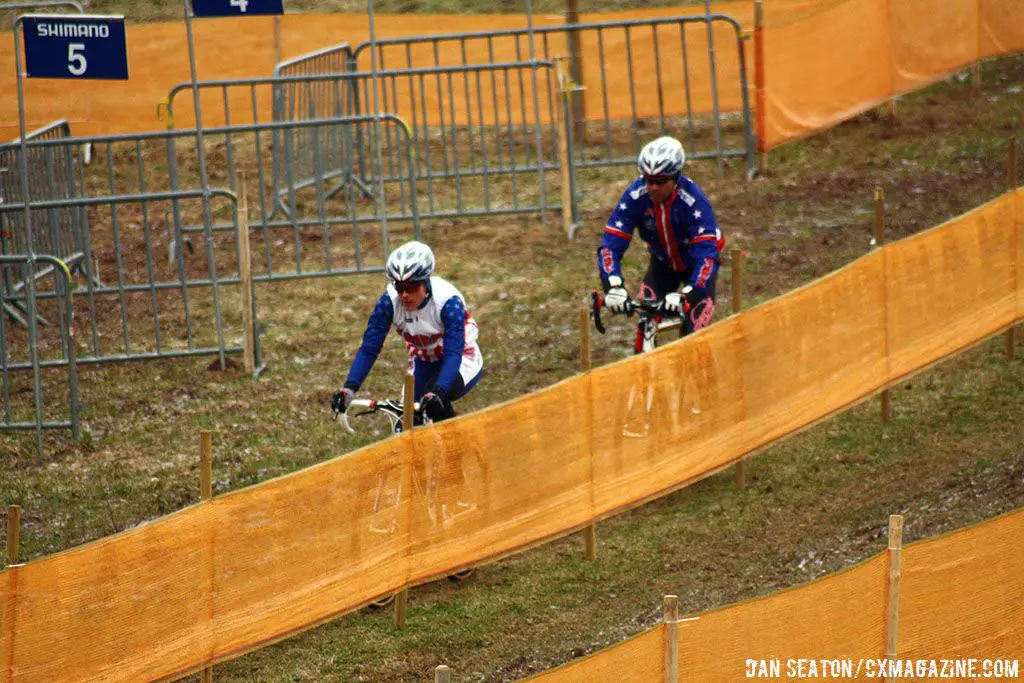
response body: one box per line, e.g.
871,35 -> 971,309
447,569 -> 475,582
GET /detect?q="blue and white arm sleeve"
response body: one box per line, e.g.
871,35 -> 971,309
433,297 -> 467,397
344,292 -> 394,391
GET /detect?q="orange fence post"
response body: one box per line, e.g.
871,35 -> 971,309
1007,138 -> 1018,361
199,432 -> 214,683
394,373 -> 416,629
885,515 -> 904,681
731,250 -> 747,489
873,188 -> 892,422
580,307 -> 597,560
663,595 -> 679,683
753,0 -> 766,173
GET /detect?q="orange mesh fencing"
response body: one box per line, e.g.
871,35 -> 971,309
760,0 -> 1024,150
0,190 -> 1020,680
520,509 -> 1023,682
0,5 -> 749,137
898,511 -> 1024,662
3,2 -> 1020,150
524,628 -> 664,683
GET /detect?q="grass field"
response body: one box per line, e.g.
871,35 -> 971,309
0,10 -> 1022,682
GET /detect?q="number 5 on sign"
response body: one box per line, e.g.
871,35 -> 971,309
67,43 -> 86,76
191,0 -> 283,17
21,15 -> 128,80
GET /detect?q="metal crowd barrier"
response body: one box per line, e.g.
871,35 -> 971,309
0,253 -> 79,452
0,126 -> 250,368
0,120 -> 91,326
165,62 -> 559,224
271,44 -> 369,219
349,13 -> 756,177
156,111 -> 422,280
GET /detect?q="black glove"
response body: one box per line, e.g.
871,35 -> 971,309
331,387 -> 355,414
419,391 -> 447,423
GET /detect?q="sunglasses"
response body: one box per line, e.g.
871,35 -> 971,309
394,281 -> 423,294
644,175 -> 674,187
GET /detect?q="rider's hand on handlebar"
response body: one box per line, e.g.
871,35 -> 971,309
664,291 -> 684,315
419,391 -> 446,423
666,286 -> 699,316
331,387 -> 355,414
604,275 -> 630,314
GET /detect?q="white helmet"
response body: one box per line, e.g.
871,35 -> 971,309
385,240 -> 435,284
637,136 -> 685,177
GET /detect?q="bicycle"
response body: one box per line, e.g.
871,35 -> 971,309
335,395 -> 482,606
590,290 -> 718,438
590,290 -> 685,354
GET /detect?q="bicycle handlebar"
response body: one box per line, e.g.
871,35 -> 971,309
591,289 -> 677,335
334,397 -> 419,434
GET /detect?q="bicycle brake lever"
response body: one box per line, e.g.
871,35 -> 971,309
591,290 -> 606,334
336,410 -> 356,435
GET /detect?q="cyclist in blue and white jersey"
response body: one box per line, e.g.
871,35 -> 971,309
597,136 -> 725,336
331,241 -> 483,423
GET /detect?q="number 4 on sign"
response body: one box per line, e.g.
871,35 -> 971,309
190,0 -> 284,17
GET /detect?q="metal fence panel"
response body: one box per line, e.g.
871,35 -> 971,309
165,62 -> 560,225
0,254 -> 79,451
0,129 -> 251,368
349,14 -> 755,175
0,120 -> 91,323
156,112 -> 422,281
272,44 -> 366,219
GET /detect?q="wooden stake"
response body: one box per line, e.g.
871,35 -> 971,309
435,665 -> 451,683
199,432 -> 213,682
237,175 -> 256,374
565,0 -> 585,136
580,306 -> 591,374
1007,138 -> 1018,361
731,250 -> 747,489
394,373 -> 416,629
580,307 -> 597,560
6,505 -> 20,565
884,515 -> 904,681
200,431 -> 213,501
873,188 -> 892,423
273,15 -> 283,65
5,505 -> 22,683
554,57 -> 574,239
663,595 -> 679,683
971,61 -> 982,98
402,373 -> 415,433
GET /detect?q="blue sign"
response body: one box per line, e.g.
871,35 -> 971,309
22,15 -> 128,80
191,0 -> 284,17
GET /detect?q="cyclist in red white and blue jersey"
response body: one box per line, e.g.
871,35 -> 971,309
331,241 -> 483,424
597,136 -> 724,337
